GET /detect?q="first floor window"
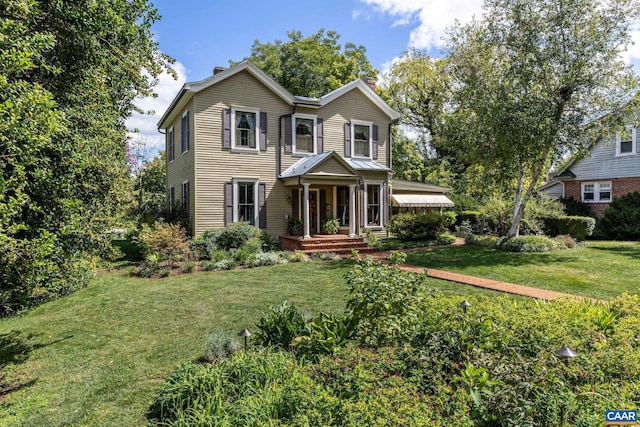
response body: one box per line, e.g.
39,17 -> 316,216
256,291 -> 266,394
182,181 -> 190,216
367,184 -> 381,226
237,182 -> 256,225
582,181 -> 611,203
169,186 -> 175,211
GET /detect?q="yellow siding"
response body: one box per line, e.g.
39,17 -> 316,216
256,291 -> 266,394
165,98 -> 196,232
193,70 -> 292,237
313,157 -> 353,175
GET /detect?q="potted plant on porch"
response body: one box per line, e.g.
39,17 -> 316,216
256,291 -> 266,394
321,218 -> 340,235
287,218 -> 303,236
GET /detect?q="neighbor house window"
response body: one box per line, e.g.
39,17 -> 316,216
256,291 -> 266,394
234,179 -> 258,225
168,127 -> 174,162
616,126 -> 636,156
232,107 -> 259,150
582,181 -> 611,203
351,120 -> 372,158
293,114 -> 317,154
182,181 -> 190,216
181,112 -> 189,153
366,184 -> 381,226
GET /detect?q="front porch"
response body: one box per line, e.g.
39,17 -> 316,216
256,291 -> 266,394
279,234 -> 376,254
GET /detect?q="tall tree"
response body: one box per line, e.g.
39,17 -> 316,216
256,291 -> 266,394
445,0 -> 640,236
0,0 -> 173,314
239,29 -> 378,97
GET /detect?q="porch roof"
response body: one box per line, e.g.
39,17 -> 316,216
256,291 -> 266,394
391,194 -> 455,208
279,151 -> 359,179
345,158 -> 392,172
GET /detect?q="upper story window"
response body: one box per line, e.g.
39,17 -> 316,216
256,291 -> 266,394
181,111 -> 189,153
582,181 -> 611,203
232,107 -> 260,151
351,120 -> 372,159
293,114 -> 317,155
168,127 -> 174,162
617,126 -> 636,156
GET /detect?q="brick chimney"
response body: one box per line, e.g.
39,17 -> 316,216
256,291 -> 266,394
364,77 -> 376,91
213,66 -> 227,75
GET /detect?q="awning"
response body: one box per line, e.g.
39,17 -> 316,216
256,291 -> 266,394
391,194 -> 455,208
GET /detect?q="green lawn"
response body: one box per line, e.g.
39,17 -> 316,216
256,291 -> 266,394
0,260 -> 496,426
405,240 -> 640,300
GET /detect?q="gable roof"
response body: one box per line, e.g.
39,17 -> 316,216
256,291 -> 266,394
157,60 -> 401,129
279,151 -> 359,179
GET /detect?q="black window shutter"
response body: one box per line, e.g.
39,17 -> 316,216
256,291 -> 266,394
372,124 -> 379,160
320,189 -> 326,223
223,109 -> 231,148
225,181 -> 233,225
344,122 -> 351,157
317,118 -> 324,154
292,189 -> 299,219
284,116 -> 292,153
259,182 -> 267,229
260,112 -> 267,151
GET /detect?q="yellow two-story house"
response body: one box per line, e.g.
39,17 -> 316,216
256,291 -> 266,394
158,61 -> 438,245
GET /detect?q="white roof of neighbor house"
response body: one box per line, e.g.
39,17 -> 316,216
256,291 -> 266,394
391,194 -> 455,208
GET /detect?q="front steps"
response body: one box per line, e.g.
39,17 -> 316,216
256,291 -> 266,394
279,234 -> 376,254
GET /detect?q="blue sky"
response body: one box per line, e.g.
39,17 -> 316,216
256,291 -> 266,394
127,0 -> 640,156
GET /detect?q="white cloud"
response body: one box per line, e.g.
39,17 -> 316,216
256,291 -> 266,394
361,0 -> 483,50
363,0 -> 640,70
126,60 -> 188,155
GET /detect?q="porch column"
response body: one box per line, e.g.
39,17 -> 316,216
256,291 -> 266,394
302,183 -> 311,239
349,184 -> 357,237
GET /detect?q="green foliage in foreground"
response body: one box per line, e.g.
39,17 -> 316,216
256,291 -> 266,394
151,258 -> 640,425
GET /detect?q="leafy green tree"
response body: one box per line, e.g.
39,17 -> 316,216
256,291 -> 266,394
134,151 -> 168,223
239,29 -> 378,97
444,0 -> 640,236
0,0 -> 173,314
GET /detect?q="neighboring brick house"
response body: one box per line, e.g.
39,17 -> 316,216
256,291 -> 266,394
540,126 -> 640,216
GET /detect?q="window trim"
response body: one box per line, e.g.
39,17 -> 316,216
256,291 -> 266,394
181,111 -> 189,154
364,182 -> 383,228
616,126 -> 636,156
581,181 -> 612,203
231,106 -> 260,152
168,127 -> 175,163
292,113 -> 317,155
351,120 -> 373,159
232,178 -> 259,225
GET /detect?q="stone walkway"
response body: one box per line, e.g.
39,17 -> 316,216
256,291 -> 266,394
366,239 -> 588,301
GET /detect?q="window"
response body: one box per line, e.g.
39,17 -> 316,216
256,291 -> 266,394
169,186 -> 175,211
181,112 -> 189,153
293,114 -> 317,154
617,127 -> 636,156
351,120 -> 372,158
231,107 -> 259,151
582,181 -> 611,203
337,186 -> 349,226
233,179 -> 258,225
366,184 -> 381,226
168,128 -> 174,162
182,181 -> 190,216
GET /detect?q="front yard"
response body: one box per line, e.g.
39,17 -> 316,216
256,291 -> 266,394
0,241 -> 638,425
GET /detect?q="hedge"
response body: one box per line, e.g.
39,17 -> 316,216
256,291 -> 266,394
543,215 -> 595,241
